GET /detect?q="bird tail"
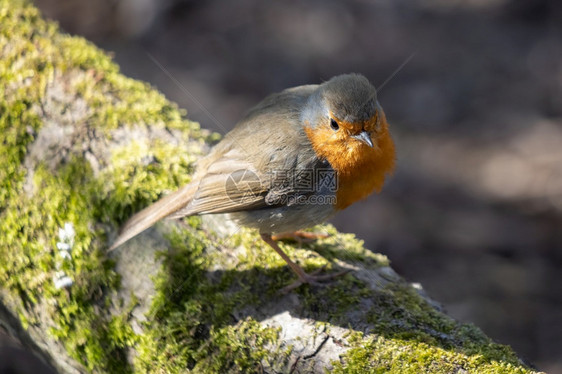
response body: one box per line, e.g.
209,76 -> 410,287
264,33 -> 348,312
109,182 -> 199,251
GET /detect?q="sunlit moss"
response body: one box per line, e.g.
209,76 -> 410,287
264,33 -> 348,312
0,1 -> 201,371
332,333 -> 532,374
134,225 -> 282,372
331,284 -> 533,373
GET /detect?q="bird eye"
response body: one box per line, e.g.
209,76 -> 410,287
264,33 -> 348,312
330,118 -> 339,131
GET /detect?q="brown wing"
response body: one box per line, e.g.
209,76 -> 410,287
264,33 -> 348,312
167,151 -> 270,217
169,147 -> 329,219
170,84 -> 322,218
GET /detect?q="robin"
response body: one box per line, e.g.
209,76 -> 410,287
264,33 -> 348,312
110,73 -> 395,291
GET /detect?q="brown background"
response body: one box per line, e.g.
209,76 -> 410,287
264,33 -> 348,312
33,0 -> 562,372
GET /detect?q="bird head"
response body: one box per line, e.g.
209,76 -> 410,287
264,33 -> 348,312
302,74 -> 393,165
301,73 -> 396,209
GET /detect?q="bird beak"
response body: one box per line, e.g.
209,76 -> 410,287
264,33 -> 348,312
353,130 -> 374,147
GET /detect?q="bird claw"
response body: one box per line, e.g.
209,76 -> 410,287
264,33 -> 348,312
280,268 -> 350,294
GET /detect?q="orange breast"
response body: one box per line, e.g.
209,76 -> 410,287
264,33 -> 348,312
305,114 -> 395,210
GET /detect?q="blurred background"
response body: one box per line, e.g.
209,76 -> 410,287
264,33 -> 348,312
33,0 -> 562,372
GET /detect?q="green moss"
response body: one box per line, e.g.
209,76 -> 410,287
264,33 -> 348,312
331,285 -> 534,373
131,221 -> 381,371
309,224 -> 391,266
0,156 -> 128,371
0,1 -> 203,372
134,225 -> 282,372
100,138 -> 199,224
217,226 -> 535,373
332,334 -> 532,374
196,318 -> 280,373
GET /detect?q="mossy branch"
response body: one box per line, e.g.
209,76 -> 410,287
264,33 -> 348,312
0,1 -> 542,373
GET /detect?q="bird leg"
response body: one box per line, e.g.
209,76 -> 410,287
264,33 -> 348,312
260,233 -> 349,293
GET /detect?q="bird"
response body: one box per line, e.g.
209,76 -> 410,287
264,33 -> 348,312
110,73 -> 395,291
